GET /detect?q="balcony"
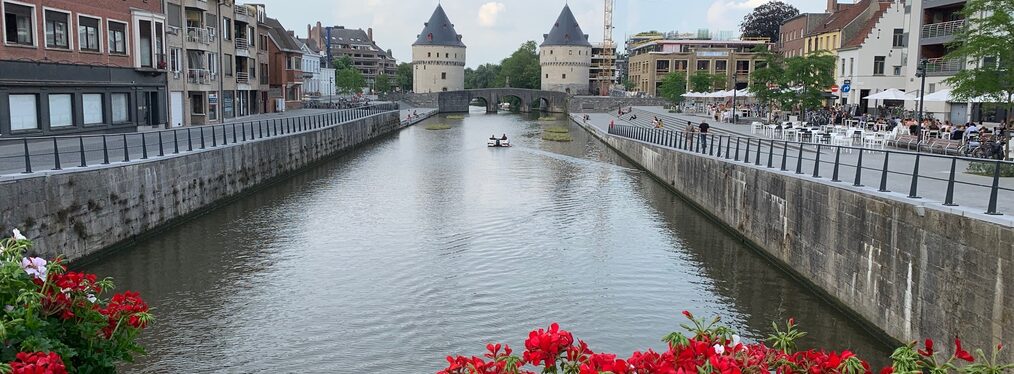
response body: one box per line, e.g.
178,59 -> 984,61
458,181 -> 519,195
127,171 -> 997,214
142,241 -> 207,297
236,72 -> 249,84
925,57 -> 965,76
187,69 -> 212,85
284,70 -> 303,83
186,27 -> 216,45
921,19 -> 965,40
235,5 -> 255,21
235,37 -> 250,56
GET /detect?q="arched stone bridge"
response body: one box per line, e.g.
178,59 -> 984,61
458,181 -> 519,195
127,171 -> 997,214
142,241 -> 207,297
437,89 -> 570,113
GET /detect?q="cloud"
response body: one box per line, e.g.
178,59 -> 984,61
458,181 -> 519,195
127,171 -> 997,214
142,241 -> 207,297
706,0 -> 770,31
477,2 -> 507,28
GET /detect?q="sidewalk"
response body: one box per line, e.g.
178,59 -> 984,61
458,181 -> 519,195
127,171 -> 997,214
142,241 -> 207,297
573,110 -> 1014,224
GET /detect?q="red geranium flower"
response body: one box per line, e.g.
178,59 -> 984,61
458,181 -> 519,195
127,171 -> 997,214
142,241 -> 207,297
954,338 -> 975,362
917,339 -> 934,357
9,352 -> 68,374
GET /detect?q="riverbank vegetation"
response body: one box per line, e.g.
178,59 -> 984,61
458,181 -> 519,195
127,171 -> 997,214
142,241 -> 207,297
425,124 -> 453,131
0,231 -> 152,373
542,127 -> 573,142
439,311 -> 1011,374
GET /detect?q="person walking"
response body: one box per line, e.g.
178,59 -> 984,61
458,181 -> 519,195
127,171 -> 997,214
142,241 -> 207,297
698,120 -> 710,153
685,121 -> 697,150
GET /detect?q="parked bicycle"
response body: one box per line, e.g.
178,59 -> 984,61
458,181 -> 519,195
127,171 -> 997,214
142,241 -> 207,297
961,134 -> 1008,160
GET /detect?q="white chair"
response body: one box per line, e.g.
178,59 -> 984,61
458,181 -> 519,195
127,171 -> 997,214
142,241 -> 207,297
751,121 -> 765,134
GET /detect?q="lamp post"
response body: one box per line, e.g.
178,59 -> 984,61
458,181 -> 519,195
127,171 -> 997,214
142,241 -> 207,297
916,59 -> 928,152
732,78 -> 738,124
329,76 -> 334,107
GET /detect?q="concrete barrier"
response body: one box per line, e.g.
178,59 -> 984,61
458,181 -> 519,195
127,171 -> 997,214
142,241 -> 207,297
575,117 -> 1014,356
0,112 -> 401,261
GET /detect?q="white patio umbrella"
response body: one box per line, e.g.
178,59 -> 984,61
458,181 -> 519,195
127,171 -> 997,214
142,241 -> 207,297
920,89 -> 953,102
735,89 -> 753,97
864,88 -> 912,101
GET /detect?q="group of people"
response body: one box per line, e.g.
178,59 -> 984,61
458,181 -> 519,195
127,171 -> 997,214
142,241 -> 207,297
489,134 -> 509,141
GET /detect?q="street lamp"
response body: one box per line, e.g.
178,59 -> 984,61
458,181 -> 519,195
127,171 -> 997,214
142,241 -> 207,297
732,78 -> 738,124
329,76 -> 334,107
916,59 -> 928,152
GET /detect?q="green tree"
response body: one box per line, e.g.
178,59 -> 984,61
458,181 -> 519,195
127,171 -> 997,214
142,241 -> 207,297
395,62 -> 413,92
495,41 -> 541,89
375,73 -> 392,93
332,55 -> 353,71
690,71 -> 716,92
622,76 -> 636,91
747,51 -> 835,114
710,74 -> 728,91
335,68 -> 366,94
466,63 -> 500,89
658,73 -> 688,104
740,1 -> 800,43
748,50 -> 788,112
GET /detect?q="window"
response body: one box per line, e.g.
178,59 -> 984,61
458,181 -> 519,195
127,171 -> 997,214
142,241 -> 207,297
78,15 -> 101,52
260,63 -> 268,84
427,52 -> 431,58
135,17 -> 165,69
222,17 -> 231,40
873,56 -> 885,75
445,53 -> 448,58
190,93 -> 205,114
44,10 -> 70,49
892,28 -> 904,47
562,73 -> 567,79
108,21 -> 126,54
82,94 -> 103,125
208,53 -> 218,77
260,34 -> 267,50
4,2 -> 34,45
893,66 -> 902,76
169,47 -> 181,73
208,94 -> 217,120
441,72 -> 446,80
48,94 -> 73,127
715,60 -> 727,71
111,93 -> 129,123
569,49 -> 573,55
697,60 -> 710,71
224,53 -> 232,76
849,58 -> 854,76
167,4 -> 181,28
9,94 -> 38,130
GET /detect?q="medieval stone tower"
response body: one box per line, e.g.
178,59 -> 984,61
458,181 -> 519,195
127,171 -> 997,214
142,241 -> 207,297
540,5 -> 592,95
412,4 -> 466,93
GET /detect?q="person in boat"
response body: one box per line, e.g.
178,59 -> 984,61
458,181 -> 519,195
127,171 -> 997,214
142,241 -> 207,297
501,134 -> 508,140
490,134 -> 497,140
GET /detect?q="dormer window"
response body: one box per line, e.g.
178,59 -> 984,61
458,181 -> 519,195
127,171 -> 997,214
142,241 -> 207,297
427,33 -> 433,41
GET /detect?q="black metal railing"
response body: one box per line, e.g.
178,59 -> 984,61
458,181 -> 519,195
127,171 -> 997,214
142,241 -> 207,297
0,103 -> 399,177
607,124 -> 1014,216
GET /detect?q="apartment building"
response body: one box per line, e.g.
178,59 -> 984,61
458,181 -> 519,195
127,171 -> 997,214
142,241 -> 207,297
835,1 -> 904,113
163,0 -> 264,127
778,13 -> 829,58
590,43 -> 617,96
904,0 -> 971,122
0,0 -> 167,136
263,17 -> 303,111
627,39 -> 770,97
306,22 -> 397,89
297,38 -> 324,98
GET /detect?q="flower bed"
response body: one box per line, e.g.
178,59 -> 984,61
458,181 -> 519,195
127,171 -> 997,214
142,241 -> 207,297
439,311 -> 1012,374
0,230 -> 152,373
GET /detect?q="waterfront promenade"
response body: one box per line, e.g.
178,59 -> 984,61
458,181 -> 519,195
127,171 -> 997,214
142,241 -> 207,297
576,108 -> 1014,223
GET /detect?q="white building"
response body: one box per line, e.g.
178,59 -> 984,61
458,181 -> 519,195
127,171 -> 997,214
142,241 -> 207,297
412,4 -> 466,93
321,67 -> 336,98
299,40 -> 323,98
836,1 -> 907,115
540,5 -> 592,95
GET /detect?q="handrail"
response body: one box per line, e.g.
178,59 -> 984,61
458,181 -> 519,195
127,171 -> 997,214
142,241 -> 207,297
0,103 -> 400,178
921,19 -> 965,39
606,123 -> 1012,216
925,57 -> 964,73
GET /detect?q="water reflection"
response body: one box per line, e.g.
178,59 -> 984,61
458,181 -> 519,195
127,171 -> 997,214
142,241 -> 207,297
83,109 -> 890,373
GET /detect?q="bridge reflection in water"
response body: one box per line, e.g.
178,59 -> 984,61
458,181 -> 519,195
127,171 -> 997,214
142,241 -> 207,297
83,109 -> 891,372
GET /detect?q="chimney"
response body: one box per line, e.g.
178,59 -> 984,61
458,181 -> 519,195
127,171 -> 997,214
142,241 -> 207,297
307,24 -> 312,40
368,28 -> 374,42
827,0 -> 837,13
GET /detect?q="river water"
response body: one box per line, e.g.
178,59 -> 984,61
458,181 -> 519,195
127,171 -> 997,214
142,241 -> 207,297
83,109 -> 891,373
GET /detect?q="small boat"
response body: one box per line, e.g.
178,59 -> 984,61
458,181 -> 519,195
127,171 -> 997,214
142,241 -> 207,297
487,137 -> 511,147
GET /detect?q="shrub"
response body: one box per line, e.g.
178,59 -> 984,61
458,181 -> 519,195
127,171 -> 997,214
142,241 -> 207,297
966,161 -> 1014,177
0,230 -> 152,373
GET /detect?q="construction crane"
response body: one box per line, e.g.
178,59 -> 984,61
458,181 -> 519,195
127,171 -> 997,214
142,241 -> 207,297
597,0 -> 617,96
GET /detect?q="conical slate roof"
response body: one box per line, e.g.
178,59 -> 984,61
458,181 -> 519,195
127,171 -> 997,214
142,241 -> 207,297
541,5 -> 592,47
413,4 -> 465,47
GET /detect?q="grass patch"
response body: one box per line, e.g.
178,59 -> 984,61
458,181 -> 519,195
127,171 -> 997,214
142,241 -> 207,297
425,124 -> 453,131
538,116 -> 557,121
446,115 -> 465,120
542,132 -> 574,142
545,126 -> 570,134
967,161 -> 1014,177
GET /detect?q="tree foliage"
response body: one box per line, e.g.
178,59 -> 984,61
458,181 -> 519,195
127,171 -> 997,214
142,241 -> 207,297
396,62 -> 413,92
465,63 -> 501,89
375,73 -> 392,93
740,1 -> 800,43
945,0 -> 1014,104
690,71 -> 724,92
335,67 -> 366,94
495,41 -> 541,89
332,55 -> 354,71
658,73 -> 688,104
748,51 -> 836,112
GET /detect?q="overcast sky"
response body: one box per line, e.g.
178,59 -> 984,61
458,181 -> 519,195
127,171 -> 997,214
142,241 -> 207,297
258,0 -> 830,68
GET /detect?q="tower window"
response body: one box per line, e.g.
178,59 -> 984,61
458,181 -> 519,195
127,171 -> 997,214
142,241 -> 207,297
562,74 -> 566,79
441,72 -> 446,80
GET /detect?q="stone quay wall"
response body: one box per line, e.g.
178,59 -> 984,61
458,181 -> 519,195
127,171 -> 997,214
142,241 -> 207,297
568,96 -> 670,113
575,117 -> 1014,356
0,112 -> 401,261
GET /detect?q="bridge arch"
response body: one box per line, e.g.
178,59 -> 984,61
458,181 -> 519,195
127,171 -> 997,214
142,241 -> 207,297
436,89 -> 570,114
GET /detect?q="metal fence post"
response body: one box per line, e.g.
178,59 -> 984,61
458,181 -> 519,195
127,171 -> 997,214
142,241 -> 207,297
232,123 -> 237,143
744,138 -> 751,163
102,135 -> 110,164
907,153 -> 922,199
22,138 -> 32,173
173,130 -> 180,154
754,139 -> 762,165
725,137 -> 731,160
78,137 -> 87,167
213,126 -> 218,147
122,134 -> 130,162
943,158 -> 957,206
985,161 -> 1002,215
767,139 -> 774,168
187,128 -> 194,151
242,123 -> 247,141
158,132 -> 165,156
52,138 -> 62,170
831,146 -> 841,182
853,149 -> 864,187
141,133 -> 148,159
780,141 -> 789,171
734,138 -> 741,161
795,144 -> 803,174
878,152 -> 890,192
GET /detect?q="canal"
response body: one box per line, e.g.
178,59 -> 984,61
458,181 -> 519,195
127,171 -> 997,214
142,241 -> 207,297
83,109 -> 891,372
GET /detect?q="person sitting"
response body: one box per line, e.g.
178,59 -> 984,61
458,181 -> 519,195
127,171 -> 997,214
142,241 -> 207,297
950,126 -> 965,141
501,134 -> 508,140
630,114 -> 637,120
490,134 -> 497,140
